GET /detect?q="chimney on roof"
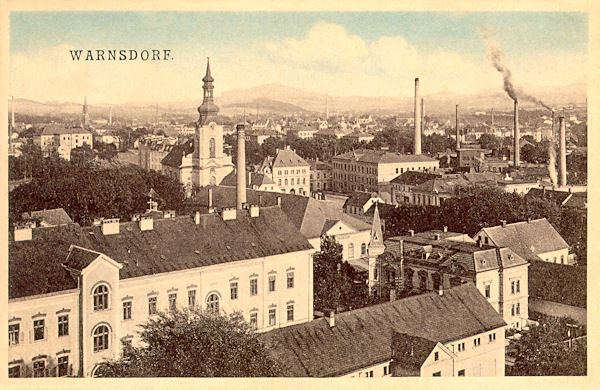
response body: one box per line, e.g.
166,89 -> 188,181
208,187 -> 213,208
101,218 -> 120,235
221,207 -> 237,221
250,204 -> 259,218
194,211 -> 201,225
501,220 -> 507,228
236,124 -> 247,210
414,78 -> 421,155
258,194 -> 263,206
443,226 -> 448,233
140,215 -> 154,231
408,229 -> 414,237
325,310 -> 335,327
527,218 -> 532,223
276,196 -> 281,207
438,286 -> 444,296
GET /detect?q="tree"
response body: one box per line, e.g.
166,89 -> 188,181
478,133 -> 500,152
70,144 -> 96,165
97,308 -> 281,377
508,316 -> 586,376
313,236 -> 369,313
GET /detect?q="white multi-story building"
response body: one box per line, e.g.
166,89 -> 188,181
35,125 -> 94,161
8,206 -> 314,377
258,146 -> 310,196
261,284 -> 506,377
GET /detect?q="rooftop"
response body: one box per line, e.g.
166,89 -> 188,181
273,148 -> 309,168
334,149 -> 438,165
23,208 -> 73,226
390,171 -> 441,186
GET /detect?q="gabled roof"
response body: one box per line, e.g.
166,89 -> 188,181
41,124 -> 92,136
220,170 -> 276,188
273,148 -> 309,168
62,245 -> 103,271
412,176 -> 469,195
9,207 -> 312,299
390,171 -> 440,186
343,191 -> 378,209
392,333 -> 438,371
334,149 -> 438,164
23,208 -> 73,226
477,218 -> 569,261
160,138 -> 194,168
260,284 -> 506,377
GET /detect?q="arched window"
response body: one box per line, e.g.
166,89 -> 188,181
93,325 -> 110,352
209,176 -> 216,185
285,179 -> 288,185
361,243 -> 367,256
209,138 -> 216,158
348,243 -> 354,259
93,285 -> 109,311
206,293 -> 219,313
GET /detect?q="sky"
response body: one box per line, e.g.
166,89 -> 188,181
8,12 -> 588,104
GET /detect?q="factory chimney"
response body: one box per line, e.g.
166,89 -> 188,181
236,124 -> 247,210
455,104 -> 460,149
514,100 -> 520,168
420,98 -> 424,134
109,106 -> 113,125
491,108 -> 494,127
551,110 -> 555,140
559,115 -> 567,187
414,78 -> 421,155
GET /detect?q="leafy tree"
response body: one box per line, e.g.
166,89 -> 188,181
313,236 -> 369,313
508,316 -> 586,376
95,141 -> 118,161
70,144 -> 96,166
97,308 -> 281,377
478,133 -> 500,152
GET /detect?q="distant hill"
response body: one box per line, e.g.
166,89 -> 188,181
222,97 -> 308,115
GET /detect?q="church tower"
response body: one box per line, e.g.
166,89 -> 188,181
367,203 -> 386,293
82,97 -> 89,128
191,58 -> 233,189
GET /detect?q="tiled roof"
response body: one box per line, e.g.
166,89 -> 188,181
9,207 -> 313,299
63,245 -> 103,271
260,284 -> 506,377
334,149 -> 438,164
24,208 -> 73,226
343,191 -> 378,209
392,333 -> 437,371
412,176 -> 469,195
220,170 -> 276,188
273,148 -> 309,168
563,192 -> 587,209
528,260 -> 586,308
390,171 -> 440,185
478,218 -> 568,261
41,124 -> 92,135
306,159 -> 332,171
160,138 -> 194,168
188,186 -> 371,239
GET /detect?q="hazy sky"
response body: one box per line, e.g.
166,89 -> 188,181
9,12 -> 588,104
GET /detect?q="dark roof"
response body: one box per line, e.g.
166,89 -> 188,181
24,208 -> 73,226
390,171 -> 440,185
528,260 -> 586,308
478,218 -> 569,261
392,333 -> 437,371
260,284 -> 506,377
160,139 -> 194,168
563,192 -> 587,209
63,246 -> 102,271
412,176 -> 469,195
343,191 -> 378,209
334,149 -> 438,164
273,148 -> 309,168
9,207 -> 313,299
220,170 -> 275,188
526,188 -> 572,205
188,186 -> 371,239
41,124 -> 92,135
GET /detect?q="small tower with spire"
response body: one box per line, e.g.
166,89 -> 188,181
82,97 -> 89,128
367,203 -> 386,293
197,57 -> 219,126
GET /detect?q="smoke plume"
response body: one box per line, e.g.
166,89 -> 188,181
480,28 -> 553,111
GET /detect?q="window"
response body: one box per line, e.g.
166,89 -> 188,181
93,285 -> 109,311
291,178 -> 294,186
348,243 -> 354,259
511,281 -> 515,294
230,282 -> 238,300
121,301 -> 132,320
361,243 -> 367,256
511,304 -> 515,316
374,268 -> 378,281
285,179 -> 288,185
287,272 -> 294,289
93,325 -> 109,352
169,294 -> 177,311
384,365 -> 389,375
58,355 -> 69,377
8,365 -> 20,378
516,303 -> 521,315
148,297 -> 157,315
209,138 -> 215,158
269,309 -> 276,326
303,178 -> 306,185
553,256 -> 557,263
58,315 -> 69,337
561,255 -> 565,264
33,319 -> 45,341
516,280 -> 520,293
489,333 -> 496,342
250,313 -> 258,330
188,290 -> 196,309
433,371 -> 441,377
269,275 -> 276,292
33,360 -> 45,377
207,294 -> 220,313
278,179 -> 281,186
250,279 -> 258,296
484,284 -> 491,299
434,351 -> 439,361
9,324 -> 19,346
287,304 -> 294,322
369,370 -> 374,377
457,342 -> 465,352
474,338 -> 481,347
458,369 -> 465,376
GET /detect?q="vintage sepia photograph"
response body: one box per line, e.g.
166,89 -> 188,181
4,6 -> 590,382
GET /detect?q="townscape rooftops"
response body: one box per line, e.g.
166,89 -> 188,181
334,149 -> 438,164
342,191 -> 379,209
273,148 -> 309,168
23,208 -> 73,226
390,171 -> 441,185
478,218 -> 568,261
41,124 -> 92,136
220,170 -> 276,188
160,138 -> 194,168
259,284 -> 506,377
9,206 -> 313,300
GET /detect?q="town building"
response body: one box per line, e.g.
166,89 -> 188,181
473,218 -> 571,265
138,136 -> 177,171
159,139 -> 196,193
258,146 -> 310,196
306,158 -> 332,192
377,232 -> 529,328
21,208 -> 73,227
35,124 -> 94,161
342,191 -> 385,216
410,175 -> 470,206
260,284 -> 506,377
220,170 -> 281,192
332,149 -> 439,193
288,126 -> 319,139
246,129 -> 278,145
389,171 -> 441,204
9,205 -> 314,377
343,131 -> 375,143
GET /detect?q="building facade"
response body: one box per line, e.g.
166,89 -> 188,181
35,125 -> 94,161
260,146 -> 310,196
307,158 -> 332,192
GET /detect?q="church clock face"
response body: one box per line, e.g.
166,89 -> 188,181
209,122 -> 216,130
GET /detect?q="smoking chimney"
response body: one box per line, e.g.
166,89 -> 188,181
455,104 -> 460,149
514,100 -> 520,168
414,78 -> 421,155
236,124 -> 246,210
559,115 -> 567,187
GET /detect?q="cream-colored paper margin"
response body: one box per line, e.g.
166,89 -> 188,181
0,0 -> 597,389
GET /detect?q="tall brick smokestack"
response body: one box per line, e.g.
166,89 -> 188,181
236,124 -> 246,210
455,105 -> 460,149
514,100 -> 520,168
420,98 -> 424,134
559,115 -> 567,187
551,110 -> 555,139
414,78 -> 421,155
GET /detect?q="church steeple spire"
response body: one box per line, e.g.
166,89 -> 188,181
369,203 -> 384,248
197,57 -> 219,125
